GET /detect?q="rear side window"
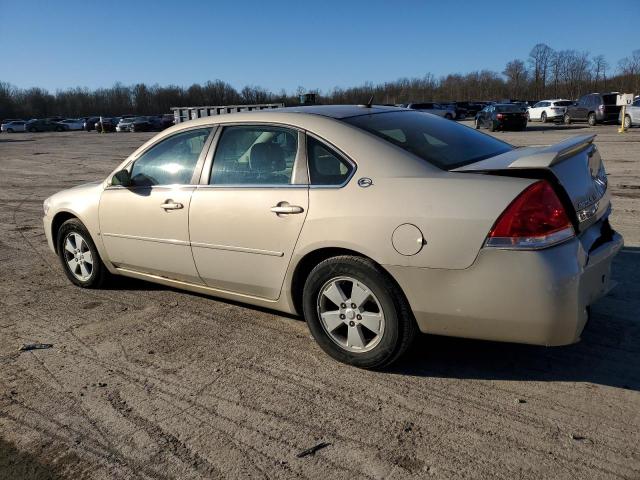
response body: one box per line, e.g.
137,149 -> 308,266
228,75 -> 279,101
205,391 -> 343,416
210,125 -> 297,185
343,111 -> 512,170
307,136 -> 354,186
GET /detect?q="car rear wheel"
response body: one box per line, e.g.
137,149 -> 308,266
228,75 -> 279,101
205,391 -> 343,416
475,118 -> 480,129
588,113 -> 597,126
489,122 -> 496,132
564,114 -> 571,124
7,128 -> 13,133
57,219 -> 109,288
444,113 -> 453,120
541,111 -> 547,123
624,115 -> 632,129
302,256 -> 416,369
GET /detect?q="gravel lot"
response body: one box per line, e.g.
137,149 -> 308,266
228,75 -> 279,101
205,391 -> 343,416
1,122 -> 639,479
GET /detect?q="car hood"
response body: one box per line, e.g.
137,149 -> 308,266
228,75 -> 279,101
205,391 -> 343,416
48,181 -> 104,210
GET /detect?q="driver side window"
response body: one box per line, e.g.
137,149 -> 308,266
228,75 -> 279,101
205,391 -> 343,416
130,128 -> 212,187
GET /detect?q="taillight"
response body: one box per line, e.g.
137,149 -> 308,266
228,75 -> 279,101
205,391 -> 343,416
496,113 -> 504,119
486,181 -> 574,249
598,104 -> 605,111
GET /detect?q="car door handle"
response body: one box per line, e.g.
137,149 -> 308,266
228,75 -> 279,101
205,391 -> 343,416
271,205 -> 304,215
161,200 -> 183,210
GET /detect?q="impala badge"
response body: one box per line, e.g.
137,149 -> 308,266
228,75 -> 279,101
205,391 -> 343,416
358,177 -> 373,188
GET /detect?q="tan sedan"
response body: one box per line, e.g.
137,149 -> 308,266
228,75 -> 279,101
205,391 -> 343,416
43,106 -> 623,368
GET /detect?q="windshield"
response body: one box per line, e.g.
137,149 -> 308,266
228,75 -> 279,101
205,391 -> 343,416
554,101 -> 572,107
342,111 -> 512,170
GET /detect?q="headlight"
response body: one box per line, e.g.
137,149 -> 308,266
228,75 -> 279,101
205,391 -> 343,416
43,197 -> 51,216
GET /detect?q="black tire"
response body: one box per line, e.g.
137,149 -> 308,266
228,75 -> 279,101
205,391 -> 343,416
27,128 -> 35,133
475,118 -> 480,129
302,255 -> 417,369
588,113 -> 597,126
489,122 -> 496,132
540,111 -> 547,123
7,128 -> 13,133
56,218 -> 109,288
564,113 -> 571,124
56,126 -> 64,132
444,113 -> 453,120
624,115 -> 632,129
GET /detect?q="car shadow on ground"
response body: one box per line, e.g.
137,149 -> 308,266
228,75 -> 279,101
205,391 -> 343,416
0,138 -> 34,143
523,124 -> 589,132
0,437 -> 65,480
391,247 -> 640,391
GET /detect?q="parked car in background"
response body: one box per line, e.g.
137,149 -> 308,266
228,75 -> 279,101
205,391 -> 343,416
527,99 -> 573,123
1,120 -> 27,132
115,117 -> 134,132
619,97 -> 640,129
25,119 -> 68,132
57,119 -> 85,131
84,117 -> 100,131
42,105 -> 621,368
564,93 -> 622,126
160,114 -> 174,129
128,116 -> 155,132
404,102 -> 457,119
475,103 -> 527,131
95,118 -> 119,132
454,102 -> 485,117
440,102 -> 468,120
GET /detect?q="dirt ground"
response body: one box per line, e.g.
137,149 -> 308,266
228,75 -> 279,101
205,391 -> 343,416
0,122 -> 639,479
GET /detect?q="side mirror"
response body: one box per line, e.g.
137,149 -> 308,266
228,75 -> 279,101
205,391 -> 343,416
111,169 -> 131,186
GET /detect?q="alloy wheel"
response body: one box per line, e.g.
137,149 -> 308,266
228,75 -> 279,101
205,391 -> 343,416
63,232 -> 94,281
317,276 -> 385,353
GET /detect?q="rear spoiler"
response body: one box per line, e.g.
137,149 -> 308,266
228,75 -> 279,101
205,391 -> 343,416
453,134 -> 596,172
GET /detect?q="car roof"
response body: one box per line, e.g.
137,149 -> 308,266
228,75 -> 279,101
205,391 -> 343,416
276,104 -> 404,119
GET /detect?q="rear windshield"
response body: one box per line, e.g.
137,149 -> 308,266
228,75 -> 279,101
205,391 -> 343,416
342,111 -> 512,170
602,94 -> 617,105
495,104 -> 524,112
554,101 -> 572,106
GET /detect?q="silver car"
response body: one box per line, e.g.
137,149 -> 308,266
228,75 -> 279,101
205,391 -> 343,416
43,105 -> 623,368
620,97 -> 640,128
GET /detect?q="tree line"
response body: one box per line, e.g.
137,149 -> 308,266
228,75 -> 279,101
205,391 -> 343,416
1,44 -> 638,120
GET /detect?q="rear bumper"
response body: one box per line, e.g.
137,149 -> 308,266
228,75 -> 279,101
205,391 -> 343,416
386,222 -> 623,346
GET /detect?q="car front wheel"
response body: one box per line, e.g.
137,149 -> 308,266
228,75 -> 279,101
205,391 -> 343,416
302,256 -> 416,369
57,219 -> 109,288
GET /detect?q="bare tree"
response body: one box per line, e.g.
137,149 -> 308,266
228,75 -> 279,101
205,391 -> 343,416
617,49 -> 640,93
592,55 -> 609,91
528,43 -> 554,98
503,60 -> 528,99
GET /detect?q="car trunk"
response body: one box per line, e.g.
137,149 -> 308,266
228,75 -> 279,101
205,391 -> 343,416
452,134 -> 609,233
496,111 -> 526,123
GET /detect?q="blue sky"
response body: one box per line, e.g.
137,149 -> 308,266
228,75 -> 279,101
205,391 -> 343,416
1,0 -> 637,93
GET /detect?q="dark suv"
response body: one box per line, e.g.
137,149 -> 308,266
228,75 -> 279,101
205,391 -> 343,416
564,93 -> 621,126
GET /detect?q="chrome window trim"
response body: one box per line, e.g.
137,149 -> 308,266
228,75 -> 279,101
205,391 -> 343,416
201,123 -> 306,188
195,184 -> 308,190
304,131 -> 357,189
